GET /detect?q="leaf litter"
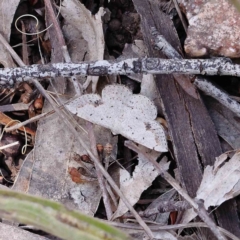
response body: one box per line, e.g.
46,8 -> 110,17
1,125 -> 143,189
2,0 -> 240,239
181,151 -> 240,224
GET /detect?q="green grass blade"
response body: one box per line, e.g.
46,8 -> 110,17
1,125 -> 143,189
0,189 -> 130,240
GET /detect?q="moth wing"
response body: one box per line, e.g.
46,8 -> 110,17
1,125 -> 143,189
119,116 -> 168,152
66,94 -> 101,114
127,95 -> 157,121
102,84 -> 132,104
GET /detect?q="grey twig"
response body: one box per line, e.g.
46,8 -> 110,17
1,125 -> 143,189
0,58 -> 240,87
194,77 -> 240,117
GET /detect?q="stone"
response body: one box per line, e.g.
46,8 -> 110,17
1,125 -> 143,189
178,0 -> 240,58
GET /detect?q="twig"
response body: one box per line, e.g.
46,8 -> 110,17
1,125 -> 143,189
62,46 -> 82,95
1,57 -> 240,87
86,121 -> 113,220
76,138 -> 155,238
106,221 -> 240,240
194,77 -> 240,117
0,33 -> 73,137
151,27 -> 240,118
139,200 -> 191,216
5,111 -> 50,133
0,141 -> 19,150
125,141 -> 227,240
172,0 -> 188,33
0,101 -> 32,112
21,21 -> 29,65
43,0 -> 65,46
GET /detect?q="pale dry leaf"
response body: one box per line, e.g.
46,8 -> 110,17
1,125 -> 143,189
66,84 -> 168,152
61,0 -> 105,92
181,151 -> 240,224
0,0 -> 19,67
197,151 -> 240,208
62,22 -> 88,88
112,144 -> 170,220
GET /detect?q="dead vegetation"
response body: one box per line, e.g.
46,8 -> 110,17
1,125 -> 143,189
0,0 -> 240,239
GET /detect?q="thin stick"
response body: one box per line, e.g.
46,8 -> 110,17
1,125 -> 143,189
5,111 -> 51,133
106,221 -> 239,240
194,77 -> 240,117
86,121 -> 113,220
172,0 -> 188,33
0,141 -> 19,150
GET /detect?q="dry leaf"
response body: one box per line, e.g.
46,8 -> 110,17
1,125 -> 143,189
181,151 -> 240,223
66,84 -> 168,152
61,0 -> 105,92
0,0 -> 19,67
143,231 -> 178,240
197,151 -> 240,207
112,144 -> 169,219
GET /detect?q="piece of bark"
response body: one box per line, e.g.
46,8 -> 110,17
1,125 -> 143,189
132,0 -> 240,237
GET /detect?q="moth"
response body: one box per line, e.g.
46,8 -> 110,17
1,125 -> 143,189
66,84 -> 168,152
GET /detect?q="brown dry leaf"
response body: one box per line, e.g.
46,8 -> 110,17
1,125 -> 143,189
68,167 -> 96,184
0,0 -> 19,67
178,0 -> 240,57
